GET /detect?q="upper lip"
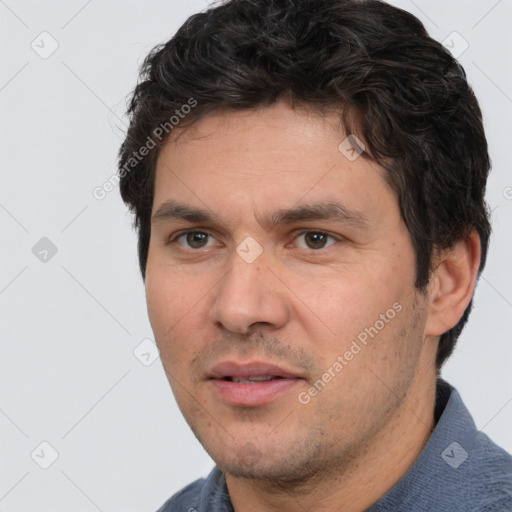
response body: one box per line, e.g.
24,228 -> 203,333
208,361 -> 303,380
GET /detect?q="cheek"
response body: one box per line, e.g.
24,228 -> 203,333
145,263 -> 205,366
146,249 -> 202,325
145,267 -> 174,334
290,270 -> 398,337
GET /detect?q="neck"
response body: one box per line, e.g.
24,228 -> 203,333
225,374 -> 437,512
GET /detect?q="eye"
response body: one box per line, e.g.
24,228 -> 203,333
173,231 -> 218,249
294,231 -> 338,250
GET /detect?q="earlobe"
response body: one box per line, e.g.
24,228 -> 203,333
425,231 -> 481,337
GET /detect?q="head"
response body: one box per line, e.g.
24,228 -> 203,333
119,0 -> 490,485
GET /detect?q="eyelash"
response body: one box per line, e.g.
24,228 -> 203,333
169,230 -> 340,250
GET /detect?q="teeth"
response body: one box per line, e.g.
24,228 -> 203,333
231,376 -> 278,383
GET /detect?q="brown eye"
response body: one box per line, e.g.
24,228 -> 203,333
295,231 -> 337,250
305,232 -> 328,249
175,231 -> 213,249
186,232 -> 209,248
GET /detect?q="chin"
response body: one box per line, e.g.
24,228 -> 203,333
209,438 -> 329,485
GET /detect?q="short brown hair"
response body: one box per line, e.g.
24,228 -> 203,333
119,0 -> 491,368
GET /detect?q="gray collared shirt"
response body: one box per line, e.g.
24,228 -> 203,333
157,380 -> 512,511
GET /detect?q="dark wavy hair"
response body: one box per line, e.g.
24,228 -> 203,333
118,0 -> 491,369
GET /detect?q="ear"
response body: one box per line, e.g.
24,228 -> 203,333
424,231 -> 481,337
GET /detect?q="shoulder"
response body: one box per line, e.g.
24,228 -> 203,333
372,381 -> 512,511
472,498 -> 512,512
154,466 -> 230,512
464,431 -> 512,509
155,477 -> 206,512
436,383 -> 512,509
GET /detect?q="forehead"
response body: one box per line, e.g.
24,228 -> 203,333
152,103 -> 395,224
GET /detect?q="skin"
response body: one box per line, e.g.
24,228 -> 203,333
145,101 -> 481,511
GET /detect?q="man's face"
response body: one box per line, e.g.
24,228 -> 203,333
146,103 -> 436,482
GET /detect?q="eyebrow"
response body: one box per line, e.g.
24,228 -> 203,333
152,200 -> 214,224
267,202 -> 368,230
151,200 -> 369,230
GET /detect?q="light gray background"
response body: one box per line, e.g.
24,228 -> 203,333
1,0 -> 511,510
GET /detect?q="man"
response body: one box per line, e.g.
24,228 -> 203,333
118,0 -> 512,510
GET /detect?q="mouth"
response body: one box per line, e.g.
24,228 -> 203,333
208,361 -> 304,407
223,375 -> 285,383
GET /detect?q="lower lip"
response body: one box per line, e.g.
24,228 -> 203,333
210,378 -> 302,407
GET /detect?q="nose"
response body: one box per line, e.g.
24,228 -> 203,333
208,250 -> 290,335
